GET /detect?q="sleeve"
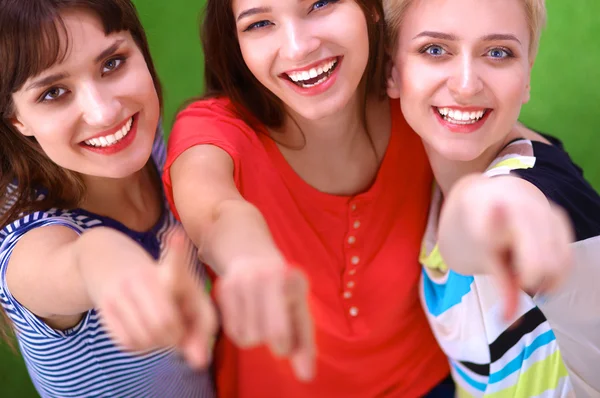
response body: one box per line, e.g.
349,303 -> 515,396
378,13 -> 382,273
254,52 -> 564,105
162,99 -> 258,220
510,144 -> 600,242
0,213 -> 92,339
511,142 -> 600,394
534,236 -> 600,396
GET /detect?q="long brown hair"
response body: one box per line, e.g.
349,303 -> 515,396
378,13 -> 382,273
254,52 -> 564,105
0,0 -> 162,343
200,0 -> 387,129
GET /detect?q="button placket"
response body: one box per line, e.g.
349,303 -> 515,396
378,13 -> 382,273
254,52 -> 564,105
343,199 -> 362,317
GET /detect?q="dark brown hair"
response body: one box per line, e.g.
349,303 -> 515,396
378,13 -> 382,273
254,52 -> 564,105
200,0 -> 387,129
0,0 -> 161,343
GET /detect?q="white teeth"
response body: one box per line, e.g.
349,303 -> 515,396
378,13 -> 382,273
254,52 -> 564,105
299,75 -> 328,88
84,117 -> 133,148
323,60 -> 335,72
436,107 -> 487,124
285,58 -> 338,87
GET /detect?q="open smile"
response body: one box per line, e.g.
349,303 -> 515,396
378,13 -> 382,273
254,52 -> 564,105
281,56 -> 341,89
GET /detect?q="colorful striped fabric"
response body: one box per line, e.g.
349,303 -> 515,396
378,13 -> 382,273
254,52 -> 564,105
420,138 -> 579,397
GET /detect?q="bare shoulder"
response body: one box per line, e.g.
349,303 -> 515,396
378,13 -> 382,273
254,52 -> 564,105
515,122 -> 552,145
7,224 -> 79,284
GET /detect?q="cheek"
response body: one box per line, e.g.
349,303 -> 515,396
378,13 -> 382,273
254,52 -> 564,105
19,109 -> 73,146
239,41 -> 270,83
488,68 -> 529,108
398,61 -> 436,106
120,66 -> 158,102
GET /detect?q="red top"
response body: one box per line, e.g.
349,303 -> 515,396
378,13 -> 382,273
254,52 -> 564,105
163,97 -> 449,398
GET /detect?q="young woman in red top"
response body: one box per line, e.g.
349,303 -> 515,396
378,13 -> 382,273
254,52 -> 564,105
163,0 -> 451,396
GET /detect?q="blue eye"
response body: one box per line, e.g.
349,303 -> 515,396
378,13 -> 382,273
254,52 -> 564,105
40,87 -> 67,102
245,20 -> 273,31
102,57 -> 125,74
311,0 -> 338,12
487,48 -> 512,59
424,45 -> 447,57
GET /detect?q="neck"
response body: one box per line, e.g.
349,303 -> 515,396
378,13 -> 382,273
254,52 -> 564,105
79,162 -> 160,230
427,126 -> 521,196
270,91 -> 391,195
279,91 -> 369,153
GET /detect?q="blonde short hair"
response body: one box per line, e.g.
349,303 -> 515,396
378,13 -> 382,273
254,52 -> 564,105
384,0 -> 547,58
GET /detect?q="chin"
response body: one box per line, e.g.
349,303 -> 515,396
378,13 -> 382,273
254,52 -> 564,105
433,141 -> 486,163
294,106 -> 336,121
287,90 -> 353,121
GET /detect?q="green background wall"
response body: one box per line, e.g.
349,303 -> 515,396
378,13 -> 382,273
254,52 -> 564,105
1,1 -> 598,396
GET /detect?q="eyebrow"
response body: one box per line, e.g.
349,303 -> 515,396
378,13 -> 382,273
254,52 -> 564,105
481,33 -> 521,45
413,31 -> 522,45
26,39 -> 125,91
413,31 -> 458,41
26,72 -> 70,91
236,6 -> 271,22
94,39 -> 126,63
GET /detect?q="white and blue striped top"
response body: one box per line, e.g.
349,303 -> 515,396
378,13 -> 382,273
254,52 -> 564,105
0,126 -> 214,398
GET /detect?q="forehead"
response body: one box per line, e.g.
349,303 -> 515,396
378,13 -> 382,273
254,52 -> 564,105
57,10 -> 121,55
33,10 -> 131,76
232,0 -> 301,15
400,0 -> 529,40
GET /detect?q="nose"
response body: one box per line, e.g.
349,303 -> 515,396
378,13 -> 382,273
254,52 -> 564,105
279,21 -> 320,62
78,82 -> 120,127
447,54 -> 484,102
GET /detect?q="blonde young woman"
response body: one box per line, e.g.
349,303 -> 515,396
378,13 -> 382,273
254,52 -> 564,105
385,0 -> 600,396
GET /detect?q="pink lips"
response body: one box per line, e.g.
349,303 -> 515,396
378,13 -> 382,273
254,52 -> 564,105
280,56 -> 343,97
80,114 -> 138,155
433,106 -> 492,134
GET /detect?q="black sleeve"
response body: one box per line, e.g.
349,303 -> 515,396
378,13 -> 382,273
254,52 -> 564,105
510,137 -> 600,242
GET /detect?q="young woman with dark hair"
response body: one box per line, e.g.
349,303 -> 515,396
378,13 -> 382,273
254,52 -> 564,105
164,0 -> 452,396
0,1 -> 216,396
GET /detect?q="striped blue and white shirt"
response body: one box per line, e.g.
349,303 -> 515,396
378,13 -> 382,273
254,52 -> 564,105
420,136 -> 600,397
0,126 -> 214,398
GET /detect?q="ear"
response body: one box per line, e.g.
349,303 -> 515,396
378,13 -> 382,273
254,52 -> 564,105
386,59 -> 401,99
522,60 -> 534,104
10,116 -> 34,137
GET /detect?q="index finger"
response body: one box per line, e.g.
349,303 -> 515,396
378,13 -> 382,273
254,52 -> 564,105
285,268 -> 315,382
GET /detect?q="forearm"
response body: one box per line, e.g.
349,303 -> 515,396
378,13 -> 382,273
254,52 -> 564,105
438,174 -> 556,278
6,226 -> 156,319
194,199 -> 285,275
437,174 -> 491,275
169,145 -> 285,276
75,227 -> 156,307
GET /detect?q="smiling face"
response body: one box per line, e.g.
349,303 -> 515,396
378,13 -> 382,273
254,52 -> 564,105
10,9 -> 160,179
387,0 -> 533,162
232,0 -> 370,122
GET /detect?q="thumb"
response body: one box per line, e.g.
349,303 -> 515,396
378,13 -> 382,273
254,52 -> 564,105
158,228 -> 196,293
160,228 -> 216,369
